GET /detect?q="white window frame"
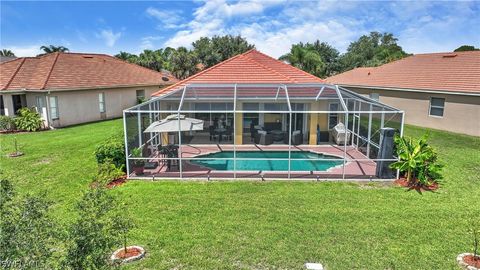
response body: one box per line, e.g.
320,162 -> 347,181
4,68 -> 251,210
49,96 -> 59,119
99,92 -> 106,113
429,97 -> 445,118
136,89 -> 146,103
35,96 -> 45,116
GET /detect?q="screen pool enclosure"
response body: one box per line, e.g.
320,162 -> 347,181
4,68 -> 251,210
123,83 -> 404,180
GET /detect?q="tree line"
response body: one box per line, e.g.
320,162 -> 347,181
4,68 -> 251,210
1,34 -> 478,79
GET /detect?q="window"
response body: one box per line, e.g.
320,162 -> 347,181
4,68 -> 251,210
429,97 -> 445,117
369,93 -> 380,101
99,93 -> 106,113
35,96 -> 45,116
136,90 -> 145,103
328,103 -> 339,129
49,96 -> 59,119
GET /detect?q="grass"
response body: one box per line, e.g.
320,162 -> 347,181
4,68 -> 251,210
1,119 -> 479,269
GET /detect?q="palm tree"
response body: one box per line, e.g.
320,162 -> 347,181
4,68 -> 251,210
280,44 -> 324,77
38,45 -> 69,56
0,49 -> 15,57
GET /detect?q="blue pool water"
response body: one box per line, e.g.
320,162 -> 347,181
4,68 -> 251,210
189,151 -> 343,171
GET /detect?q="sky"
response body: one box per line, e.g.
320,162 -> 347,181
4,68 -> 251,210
1,0 -> 479,58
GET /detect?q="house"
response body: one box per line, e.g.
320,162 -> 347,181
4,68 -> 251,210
123,50 -> 403,180
0,56 -> 17,63
327,51 -> 480,136
0,52 -> 177,127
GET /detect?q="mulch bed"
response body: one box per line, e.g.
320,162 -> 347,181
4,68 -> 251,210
115,247 -> 142,259
464,255 -> 480,268
0,128 -> 50,134
106,176 -> 127,189
394,177 -> 439,192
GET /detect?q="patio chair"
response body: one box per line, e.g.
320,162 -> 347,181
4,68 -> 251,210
254,130 -> 273,145
224,126 -> 233,141
284,130 -> 302,145
250,122 -> 257,142
209,125 -> 218,141
166,145 -> 179,171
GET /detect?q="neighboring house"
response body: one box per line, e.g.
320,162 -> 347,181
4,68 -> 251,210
0,56 -> 17,63
327,51 -> 480,136
0,52 -> 176,127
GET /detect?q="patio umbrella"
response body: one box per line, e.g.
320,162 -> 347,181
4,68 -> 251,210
143,114 -> 204,133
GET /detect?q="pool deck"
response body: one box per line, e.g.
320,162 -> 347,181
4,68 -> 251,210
138,144 -> 379,180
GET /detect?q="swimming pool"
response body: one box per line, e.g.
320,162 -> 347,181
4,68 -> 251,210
189,151 -> 343,171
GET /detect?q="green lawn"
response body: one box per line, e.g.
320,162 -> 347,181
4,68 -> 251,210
1,119 -> 479,269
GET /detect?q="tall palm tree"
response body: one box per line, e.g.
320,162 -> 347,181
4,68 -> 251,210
0,49 -> 15,57
38,45 -> 69,56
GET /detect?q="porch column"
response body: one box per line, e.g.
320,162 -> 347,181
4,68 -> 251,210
234,112 -> 243,144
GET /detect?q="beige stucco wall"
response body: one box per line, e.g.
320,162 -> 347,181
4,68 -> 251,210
17,85 -> 165,127
346,87 -> 480,136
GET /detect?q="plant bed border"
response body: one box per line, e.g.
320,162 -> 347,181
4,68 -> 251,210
7,152 -> 24,158
457,253 -> 480,270
106,176 -> 127,189
111,245 -> 145,264
394,177 -> 439,192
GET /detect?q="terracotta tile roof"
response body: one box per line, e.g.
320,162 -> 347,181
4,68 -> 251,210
326,51 -> 480,94
0,52 -> 177,91
152,49 -> 324,96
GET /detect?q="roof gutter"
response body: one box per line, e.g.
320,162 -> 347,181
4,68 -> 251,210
338,84 -> 480,97
1,83 -> 173,94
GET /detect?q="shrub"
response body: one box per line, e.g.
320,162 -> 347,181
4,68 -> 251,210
390,133 -> 443,186
63,185 -> 126,269
94,135 -> 126,171
0,179 -> 59,270
0,115 -> 15,131
92,159 -> 125,186
14,108 -> 43,132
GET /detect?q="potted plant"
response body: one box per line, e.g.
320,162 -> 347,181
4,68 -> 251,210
458,219 -> 480,270
390,133 -> 443,190
131,147 -> 145,175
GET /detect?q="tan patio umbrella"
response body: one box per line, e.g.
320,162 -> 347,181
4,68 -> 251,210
143,114 -> 204,133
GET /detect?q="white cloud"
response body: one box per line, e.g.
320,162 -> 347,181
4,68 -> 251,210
5,45 -> 42,57
163,0 -> 286,49
163,0 -> 361,57
397,3 -> 480,53
240,20 -> 359,58
96,29 -> 122,47
163,0 -> 480,57
146,7 -> 185,29
140,36 -> 161,50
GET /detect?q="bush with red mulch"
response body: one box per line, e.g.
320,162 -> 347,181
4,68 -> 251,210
394,177 -> 439,192
106,176 -> 127,189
